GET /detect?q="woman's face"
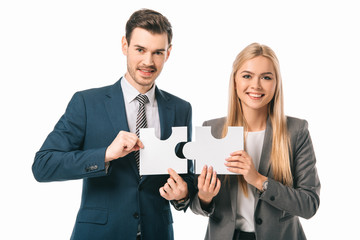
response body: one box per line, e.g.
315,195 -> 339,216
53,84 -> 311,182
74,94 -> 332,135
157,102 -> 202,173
235,56 -> 276,114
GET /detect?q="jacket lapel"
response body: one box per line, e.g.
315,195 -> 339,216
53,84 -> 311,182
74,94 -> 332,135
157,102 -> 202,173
104,78 -> 139,177
258,117 -> 273,176
255,117 -> 273,205
140,86 -> 175,184
155,86 -> 175,141
104,78 -> 130,133
229,176 -> 238,216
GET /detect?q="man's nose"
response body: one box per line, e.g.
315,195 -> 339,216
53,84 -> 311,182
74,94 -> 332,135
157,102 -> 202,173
143,52 -> 154,65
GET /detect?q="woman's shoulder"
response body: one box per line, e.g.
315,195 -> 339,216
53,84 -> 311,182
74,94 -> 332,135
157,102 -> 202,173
202,117 -> 227,139
286,116 -> 310,138
203,117 -> 227,127
286,116 -> 308,129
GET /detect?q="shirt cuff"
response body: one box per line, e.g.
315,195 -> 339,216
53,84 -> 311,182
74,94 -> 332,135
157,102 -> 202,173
171,196 -> 190,211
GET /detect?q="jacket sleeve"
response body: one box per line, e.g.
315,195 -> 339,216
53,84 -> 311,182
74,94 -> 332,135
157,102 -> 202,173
190,188 -> 216,217
32,92 -> 108,182
259,120 -> 321,219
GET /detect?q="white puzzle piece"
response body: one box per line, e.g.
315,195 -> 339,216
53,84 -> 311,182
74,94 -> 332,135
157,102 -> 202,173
183,126 -> 244,174
140,127 -> 188,175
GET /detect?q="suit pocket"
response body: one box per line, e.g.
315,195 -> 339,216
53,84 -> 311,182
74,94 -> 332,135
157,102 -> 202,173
162,209 -> 173,225
77,208 -> 108,225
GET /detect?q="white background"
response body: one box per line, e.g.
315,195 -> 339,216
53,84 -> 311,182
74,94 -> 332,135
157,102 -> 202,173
1,0 -> 359,239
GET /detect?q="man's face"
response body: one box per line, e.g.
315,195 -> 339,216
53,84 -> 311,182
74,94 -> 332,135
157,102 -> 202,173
122,28 -> 171,93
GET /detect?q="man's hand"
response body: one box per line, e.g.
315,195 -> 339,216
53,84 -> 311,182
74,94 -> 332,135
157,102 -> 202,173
105,131 -> 143,162
159,168 -> 188,201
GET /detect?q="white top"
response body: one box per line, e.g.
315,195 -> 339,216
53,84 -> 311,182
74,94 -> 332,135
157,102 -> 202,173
235,130 -> 265,232
120,76 -> 161,138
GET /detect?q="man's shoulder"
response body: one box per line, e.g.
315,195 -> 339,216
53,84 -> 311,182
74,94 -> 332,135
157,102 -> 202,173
156,88 -> 190,106
79,81 -> 118,96
72,81 -> 120,101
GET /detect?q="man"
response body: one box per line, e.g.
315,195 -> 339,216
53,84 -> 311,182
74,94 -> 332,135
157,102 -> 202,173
32,9 -> 194,240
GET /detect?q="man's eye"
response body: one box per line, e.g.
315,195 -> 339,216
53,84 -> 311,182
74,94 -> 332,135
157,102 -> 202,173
155,51 -> 163,55
136,49 -> 144,53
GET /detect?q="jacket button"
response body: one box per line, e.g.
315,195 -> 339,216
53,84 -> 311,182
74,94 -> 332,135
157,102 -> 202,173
133,212 -> 139,219
270,196 -> 275,201
256,218 -> 263,225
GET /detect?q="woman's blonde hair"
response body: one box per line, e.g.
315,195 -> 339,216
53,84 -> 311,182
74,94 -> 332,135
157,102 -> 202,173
223,43 -> 293,195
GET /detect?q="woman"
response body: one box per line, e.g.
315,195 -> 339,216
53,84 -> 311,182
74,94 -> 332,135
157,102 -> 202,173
190,43 -> 320,240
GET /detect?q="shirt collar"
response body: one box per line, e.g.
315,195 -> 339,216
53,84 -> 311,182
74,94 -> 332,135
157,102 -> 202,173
121,75 -> 156,106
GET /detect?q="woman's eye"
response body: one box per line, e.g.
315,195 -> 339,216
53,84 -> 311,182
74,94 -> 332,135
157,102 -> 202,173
263,76 -> 272,80
243,75 -> 251,79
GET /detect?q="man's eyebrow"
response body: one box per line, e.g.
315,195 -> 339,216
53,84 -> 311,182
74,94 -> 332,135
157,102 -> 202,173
133,45 -> 166,52
134,45 -> 145,49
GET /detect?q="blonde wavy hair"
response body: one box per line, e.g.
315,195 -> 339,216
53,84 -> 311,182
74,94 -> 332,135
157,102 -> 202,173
223,43 -> 293,195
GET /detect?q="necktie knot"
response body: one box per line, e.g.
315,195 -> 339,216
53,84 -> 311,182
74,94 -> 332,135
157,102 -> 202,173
136,94 -> 149,106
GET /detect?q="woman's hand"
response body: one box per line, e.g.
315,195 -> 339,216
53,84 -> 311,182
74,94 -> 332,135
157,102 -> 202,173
225,150 -> 267,191
197,165 -> 221,206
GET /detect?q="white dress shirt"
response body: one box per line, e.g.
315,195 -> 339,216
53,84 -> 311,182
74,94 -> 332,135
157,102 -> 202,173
121,76 -> 161,139
235,130 -> 265,232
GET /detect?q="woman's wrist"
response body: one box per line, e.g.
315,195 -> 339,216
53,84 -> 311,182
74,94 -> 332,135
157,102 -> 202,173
254,175 -> 268,191
198,193 -> 212,206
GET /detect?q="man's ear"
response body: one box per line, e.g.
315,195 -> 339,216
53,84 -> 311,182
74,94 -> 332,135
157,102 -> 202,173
121,36 -> 128,55
165,44 -> 172,62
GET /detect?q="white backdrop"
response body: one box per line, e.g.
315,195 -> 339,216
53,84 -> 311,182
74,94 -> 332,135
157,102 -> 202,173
1,0 -> 359,239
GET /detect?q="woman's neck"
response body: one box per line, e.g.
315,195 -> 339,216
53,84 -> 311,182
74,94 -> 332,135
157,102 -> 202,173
243,107 -> 268,132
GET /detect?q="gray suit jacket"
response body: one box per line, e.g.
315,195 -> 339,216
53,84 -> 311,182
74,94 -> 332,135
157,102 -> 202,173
190,117 -> 320,240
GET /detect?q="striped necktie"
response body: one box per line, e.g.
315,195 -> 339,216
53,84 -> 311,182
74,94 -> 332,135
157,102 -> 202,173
135,94 -> 149,176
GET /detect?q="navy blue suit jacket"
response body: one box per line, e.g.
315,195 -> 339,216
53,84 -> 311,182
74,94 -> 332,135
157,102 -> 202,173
33,79 -> 194,240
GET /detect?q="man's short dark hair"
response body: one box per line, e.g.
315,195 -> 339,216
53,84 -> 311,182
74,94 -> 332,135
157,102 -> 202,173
125,9 -> 173,46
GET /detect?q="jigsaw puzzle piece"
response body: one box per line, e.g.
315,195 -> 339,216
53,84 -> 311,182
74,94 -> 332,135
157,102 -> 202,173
182,126 -> 243,174
140,127 -> 188,175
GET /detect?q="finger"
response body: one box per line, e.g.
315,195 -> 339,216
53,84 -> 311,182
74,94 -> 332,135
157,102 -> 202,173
209,170 -> 217,191
168,168 -> 183,184
198,165 -> 207,187
214,179 -> 221,195
122,136 -> 138,151
224,160 -> 242,169
164,183 -> 172,194
225,155 -> 244,162
136,138 -> 144,149
167,178 -> 177,189
204,166 -> 213,189
230,150 -> 245,156
227,167 -> 243,174
159,187 -> 169,199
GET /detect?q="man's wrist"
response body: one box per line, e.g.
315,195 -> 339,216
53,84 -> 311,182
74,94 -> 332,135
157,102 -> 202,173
176,193 -> 189,203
